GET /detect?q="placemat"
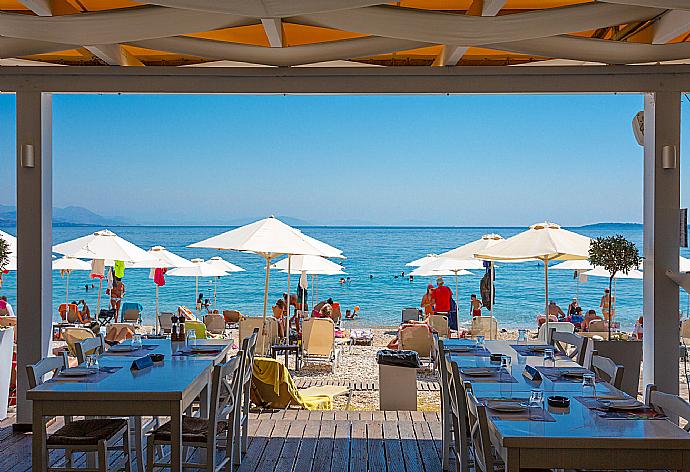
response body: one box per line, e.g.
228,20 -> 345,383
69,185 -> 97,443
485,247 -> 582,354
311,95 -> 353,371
459,367 -> 518,383
103,344 -> 157,356
485,400 -> 556,422
510,344 -> 554,357
535,366 -> 595,383
174,345 -> 226,356
446,346 -> 491,356
574,396 -> 667,420
51,366 -> 122,384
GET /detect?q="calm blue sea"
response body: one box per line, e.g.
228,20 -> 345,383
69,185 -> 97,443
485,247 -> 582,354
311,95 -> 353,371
0,224 -> 682,330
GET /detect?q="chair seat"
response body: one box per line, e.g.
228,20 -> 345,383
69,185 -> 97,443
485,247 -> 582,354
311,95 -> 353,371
152,415 -> 227,443
47,418 -> 128,446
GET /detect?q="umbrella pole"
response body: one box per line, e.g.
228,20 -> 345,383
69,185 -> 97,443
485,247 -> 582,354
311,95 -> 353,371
544,259 -> 550,334
490,261 -> 495,318
262,257 -> 271,323
286,255 -> 291,339
195,276 -> 199,312
155,284 -> 160,334
97,278 -> 102,314
66,271 -> 70,304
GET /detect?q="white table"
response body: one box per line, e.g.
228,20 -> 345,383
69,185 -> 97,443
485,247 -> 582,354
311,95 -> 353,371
28,339 -> 231,472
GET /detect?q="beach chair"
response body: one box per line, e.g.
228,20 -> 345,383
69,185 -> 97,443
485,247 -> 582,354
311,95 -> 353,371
105,323 -> 136,344
223,310 -> 242,325
302,317 -> 341,371
429,314 -> 450,338
250,357 -> 350,410
402,307 -> 420,323
121,302 -> 142,324
537,321 -> 574,343
185,320 -> 208,339
0,316 -> 16,342
587,319 -> 608,334
681,319 -> 690,345
470,316 -> 498,340
399,324 -> 434,362
349,328 -> 374,346
239,317 -> 278,356
62,327 -> 96,357
551,330 -> 591,368
59,303 -> 84,324
158,312 -> 174,335
204,313 -> 226,336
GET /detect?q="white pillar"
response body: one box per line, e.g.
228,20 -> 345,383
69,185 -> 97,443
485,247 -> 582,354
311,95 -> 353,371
643,91 -> 681,395
14,92 -> 53,428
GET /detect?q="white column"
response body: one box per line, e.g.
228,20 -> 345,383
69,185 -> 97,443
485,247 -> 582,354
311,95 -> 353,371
14,92 -> 53,428
643,91 -> 681,395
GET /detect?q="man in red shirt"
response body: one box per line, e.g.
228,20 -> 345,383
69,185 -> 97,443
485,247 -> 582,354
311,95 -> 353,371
431,276 -> 452,314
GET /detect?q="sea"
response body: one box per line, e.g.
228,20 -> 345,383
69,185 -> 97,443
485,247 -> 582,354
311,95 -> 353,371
0,224 -> 681,331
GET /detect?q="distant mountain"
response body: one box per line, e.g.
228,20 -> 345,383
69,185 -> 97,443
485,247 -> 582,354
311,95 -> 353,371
0,205 -> 126,226
576,222 -> 642,230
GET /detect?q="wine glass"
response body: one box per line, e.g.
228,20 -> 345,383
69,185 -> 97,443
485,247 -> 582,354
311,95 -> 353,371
475,335 -> 485,349
86,354 -> 99,370
500,355 -> 512,376
582,373 -> 597,398
132,333 -> 142,349
186,329 -> 197,348
543,347 -> 556,368
528,390 -> 544,420
517,329 -> 527,345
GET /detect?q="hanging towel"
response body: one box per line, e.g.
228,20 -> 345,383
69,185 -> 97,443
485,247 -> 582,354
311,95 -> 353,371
114,260 -> 125,279
90,259 -> 105,280
154,267 -> 167,287
107,266 -> 114,289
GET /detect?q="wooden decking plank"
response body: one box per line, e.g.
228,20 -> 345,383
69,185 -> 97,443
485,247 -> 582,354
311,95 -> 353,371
398,410 -> 412,421
275,420 -> 306,471
412,420 -> 443,472
237,419 -> 274,472
349,420 -> 368,472
296,409 -> 311,420
321,411 -> 336,420
398,419 -> 425,472
372,410 -> 385,421
283,410 -> 298,420
255,419 -> 291,471
426,415 -> 445,469
311,420 -> 336,472
382,421 -> 406,472
366,421 -> 386,472
334,410 -> 348,421
410,410 -> 426,422
330,421 -> 352,472
359,411 -> 373,421
384,411 -> 398,421
293,419 -> 320,472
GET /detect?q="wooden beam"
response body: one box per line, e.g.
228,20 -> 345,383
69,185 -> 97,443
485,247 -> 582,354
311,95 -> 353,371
653,9 -> 690,44
84,45 -> 144,66
18,0 -> 52,16
261,18 -> 284,48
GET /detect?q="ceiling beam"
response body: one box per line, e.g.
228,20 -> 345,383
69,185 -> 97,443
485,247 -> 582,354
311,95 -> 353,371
261,18 -> 284,48
84,45 -> 144,66
18,0 -> 52,16
653,9 -> 690,44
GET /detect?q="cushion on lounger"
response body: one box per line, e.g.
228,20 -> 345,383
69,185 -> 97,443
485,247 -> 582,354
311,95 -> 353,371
152,415 -> 227,443
47,418 -> 128,446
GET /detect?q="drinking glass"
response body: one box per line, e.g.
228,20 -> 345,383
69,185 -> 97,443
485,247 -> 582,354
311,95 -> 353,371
543,347 -> 556,368
186,329 -> 197,347
517,329 -> 527,345
582,373 -> 597,398
500,355 -> 512,376
528,390 -> 544,420
132,333 -> 142,349
475,335 -> 485,348
86,354 -> 99,370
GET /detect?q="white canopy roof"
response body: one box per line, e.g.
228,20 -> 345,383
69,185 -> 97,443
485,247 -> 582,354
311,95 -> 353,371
440,234 -> 505,260
0,229 -> 16,257
405,254 -> 438,267
475,222 -> 591,262
410,265 -> 474,277
410,257 -> 484,277
130,245 -> 196,269
167,258 -> 229,278
206,256 -> 245,273
52,256 -> 91,271
551,260 -> 595,271
52,229 -> 157,263
584,266 -> 644,280
271,255 -> 346,275
188,216 -> 342,259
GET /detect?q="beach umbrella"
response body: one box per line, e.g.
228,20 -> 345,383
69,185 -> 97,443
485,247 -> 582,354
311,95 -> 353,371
188,216 -> 343,325
583,266 -> 643,317
167,258 -> 229,309
53,229 -> 158,312
475,222 -> 591,330
272,255 -> 346,308
52,256 -> 91,303
0,230 -> 17,274
410,261 -> 475,312
405,254 -> 439,267
552,260 -> 595,300
205,256 -> 245,310
440,234 -> 505,316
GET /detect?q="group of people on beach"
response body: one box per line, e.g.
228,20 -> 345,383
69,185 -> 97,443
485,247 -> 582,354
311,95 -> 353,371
538,288 -> 634,333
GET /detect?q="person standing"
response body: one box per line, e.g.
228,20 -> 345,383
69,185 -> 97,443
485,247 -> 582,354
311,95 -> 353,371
600,289 -> 615,321
110,279 -> 125,321
470,294 -> 482,317
431,277 -> 452,314
421,284 -> 434,317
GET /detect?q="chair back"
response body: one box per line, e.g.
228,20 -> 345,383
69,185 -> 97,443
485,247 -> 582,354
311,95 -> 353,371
209,353 -> 243,437
466,390 -> 495,472
105,323 -> 136,343
158,312 -> 174,334
0,316 -> 17,342
26,352 -> 69,389
241,328 -> 259,387
185,320 -> 208,339
62,327 -> 95,356
75,334 -> 106,364
588,319 -> 608,333
447,358 -> 471,472
204,313 -> 226,335
537,321 -> 574,343
240,316 -> 277,355
402,308 -> 419,323
551,330 -> 591,367
646,384 -> 690,431
250,357 -> 304,409
121,302 -> 142,323
471,316 -> 498,340
223,310 -> 241,324
591,354 -> 624,389
66,303 -> 82,323
399,324 -> 433,358
429,315 -> 449,338
303,318 -> 335,358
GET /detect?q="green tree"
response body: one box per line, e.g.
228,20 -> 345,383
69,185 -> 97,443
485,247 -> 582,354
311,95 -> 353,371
588,235 -> 641,339
0,237 -> 8,272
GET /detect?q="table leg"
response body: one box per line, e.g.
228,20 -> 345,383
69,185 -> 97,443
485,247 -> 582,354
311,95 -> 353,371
295,349 -> 300,371
199,383 -> 210,419
32,405 -> 47,472
285,349 -> 289,368
504,448 -> 520,472
170,402 -> 183,472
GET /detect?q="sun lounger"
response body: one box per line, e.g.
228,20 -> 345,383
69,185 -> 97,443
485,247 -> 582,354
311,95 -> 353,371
121,302 -> 142,324
58,303 -> 85,324
62,327 -> 96,356
104,323 -> 136,344
470,315 -> 499,340
223,309 -> 241,325
399,324 -> 434,364
185,320 -> 207,339
428,314 -> 449,338
250,357 -> 350,410
239,316 -> 279,355
157,312 -> 174,334
203,313 -> 226,336
350,328 -> 374,346
402,307 -> 420,323
302,317 -> 341,372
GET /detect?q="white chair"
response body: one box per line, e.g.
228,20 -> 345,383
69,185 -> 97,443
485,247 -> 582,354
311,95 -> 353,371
429,314 -> 450,338
591,354 -> 624,389
302,317 -> 340,371
74,334 -> 106,364
234,328 -> 258,466
537,321 -> 574,343
646,384 -> 690,430
471,316 -> 498,340
551,330 -> 592,367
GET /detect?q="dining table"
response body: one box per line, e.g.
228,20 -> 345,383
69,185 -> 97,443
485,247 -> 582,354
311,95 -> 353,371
442,339 -> 690,471
28,337 -> 233,472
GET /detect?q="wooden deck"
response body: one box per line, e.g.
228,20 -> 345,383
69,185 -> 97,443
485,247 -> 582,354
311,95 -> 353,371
0,410 -> 446,471
293,378 -> 441,392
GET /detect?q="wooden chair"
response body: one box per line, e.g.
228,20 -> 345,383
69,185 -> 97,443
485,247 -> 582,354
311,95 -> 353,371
27,354 -> 131,472
234,328 -> 258,466
147,353 -> 243,471
466,390 -> 498,472
429,314 -> 450,338
590,354 -> 624,389
204,313 -> 226,336
646,384 -> 690,430
75,334 -> 106,364
551,330 -> 592,368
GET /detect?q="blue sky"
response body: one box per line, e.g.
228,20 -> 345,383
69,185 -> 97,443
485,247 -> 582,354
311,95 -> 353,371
0,93 -> 689,226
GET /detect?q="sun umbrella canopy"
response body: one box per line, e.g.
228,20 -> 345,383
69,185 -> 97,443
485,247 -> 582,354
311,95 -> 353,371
584,266 -> 644,279
167,259 -> 229,278
188,216 -> 341,258
0,230 -> 16,257
206,256 -> 245,273
410,257 -> 483,277
271,255 -> 345,275
128,245 -> 196,269
639,256 -> 689,272
52,256 -> 91,271
440,234 -> 505,260
551,260 -> 595,271
405,254 -> 438,267
410,266 -> 474,277
53,229 -> 157,263
475,222 -> 591,262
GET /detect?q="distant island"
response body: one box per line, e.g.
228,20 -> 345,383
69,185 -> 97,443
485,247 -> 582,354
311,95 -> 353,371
576,222 -> 642,230
0,205 -> 125,227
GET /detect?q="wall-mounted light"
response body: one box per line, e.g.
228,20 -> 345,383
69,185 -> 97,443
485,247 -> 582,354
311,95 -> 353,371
662,145 -> 677,169
20,144 -> 34,168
